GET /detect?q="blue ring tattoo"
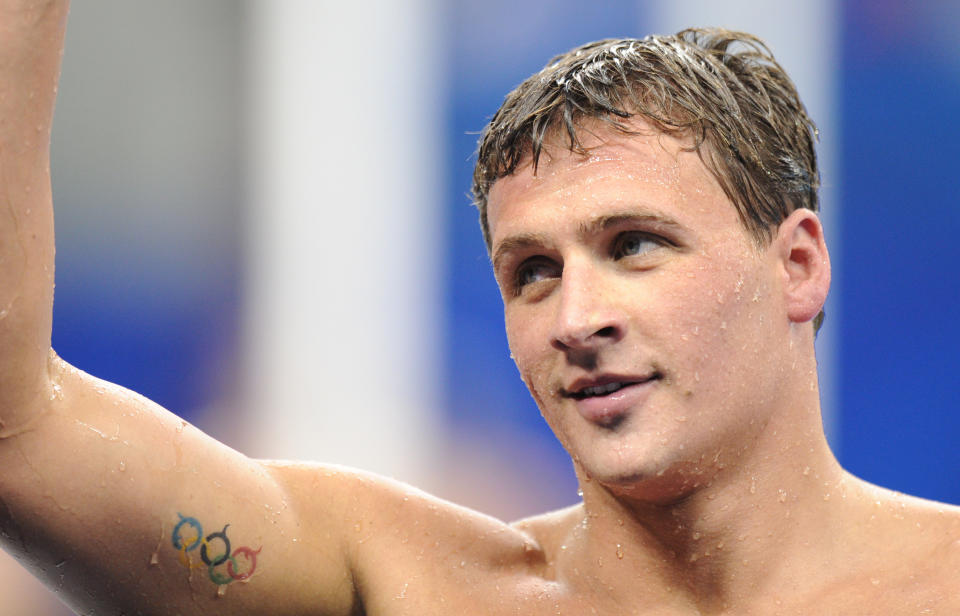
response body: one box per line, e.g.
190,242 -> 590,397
171,514 -> 203,552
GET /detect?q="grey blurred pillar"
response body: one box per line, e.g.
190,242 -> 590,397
243,0 -> 444,481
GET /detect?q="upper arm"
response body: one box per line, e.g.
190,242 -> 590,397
0,5 -> 366,613
1,358 -> 362,615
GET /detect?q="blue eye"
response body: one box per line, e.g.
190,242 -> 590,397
613,232 -> 660,259
515,258 -> 559,291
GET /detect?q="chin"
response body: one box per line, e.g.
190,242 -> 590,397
577,451 -> 714,506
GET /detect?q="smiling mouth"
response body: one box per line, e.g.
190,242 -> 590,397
564,374 -> 661,400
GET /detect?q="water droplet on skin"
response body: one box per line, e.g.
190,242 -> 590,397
749,477 -> 757,494
802,466 -> 811,476
616,544 -> 624,559
118,461 -> 126,472
692,532 -> 702,540
871,578 -> 880,586
778,489 -> 788,503
216,584 -> 227,597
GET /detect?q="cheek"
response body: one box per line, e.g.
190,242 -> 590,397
655,255 -> 770,371
504,306 -> 548,388
504,310 -> 567,439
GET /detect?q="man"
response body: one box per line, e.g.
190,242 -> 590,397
1,2 -> 957,615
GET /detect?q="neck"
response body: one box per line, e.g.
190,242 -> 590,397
559,401 -> 849,612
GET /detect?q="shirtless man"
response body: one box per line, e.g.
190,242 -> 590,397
1,2 -> 957,615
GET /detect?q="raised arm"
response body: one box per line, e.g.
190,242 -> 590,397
0,4 -> 359,613
0,0 -> 61,431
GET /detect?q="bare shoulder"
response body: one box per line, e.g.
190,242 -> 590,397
264,461 -> 541,551
262,461 -> 548,581
892,492 -> 960,584
783,481 -> 960,614
262,462 -> 561,613
846,481 -> 960,605
869,486 -> 960,556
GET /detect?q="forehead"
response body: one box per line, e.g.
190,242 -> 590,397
486,122 -> 740,247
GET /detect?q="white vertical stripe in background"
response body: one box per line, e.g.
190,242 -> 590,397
243,0 -> 443,482
647,0 -> 841,447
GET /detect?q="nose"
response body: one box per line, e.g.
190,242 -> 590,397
550,262 -> 626,354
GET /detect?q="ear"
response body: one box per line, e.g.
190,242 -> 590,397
773,209 -> 831,324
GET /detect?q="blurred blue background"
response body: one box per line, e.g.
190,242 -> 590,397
48,0 -> 959,517
837,0 -> 960,504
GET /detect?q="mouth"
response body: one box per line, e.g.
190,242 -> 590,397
562,373 -> 662,400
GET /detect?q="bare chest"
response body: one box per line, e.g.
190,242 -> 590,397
359,570 -> 958,616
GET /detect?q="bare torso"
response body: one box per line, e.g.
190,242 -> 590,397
297,465 -> 960,616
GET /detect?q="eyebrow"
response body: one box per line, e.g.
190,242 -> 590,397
491,233 -> 550,275
491,210 -> 685,274
580,212 -> 685,236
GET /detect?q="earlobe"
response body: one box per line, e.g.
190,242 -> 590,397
776,209 -> 831,324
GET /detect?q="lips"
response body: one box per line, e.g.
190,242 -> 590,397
562,374 -> 660,399
561,373 -> 661,427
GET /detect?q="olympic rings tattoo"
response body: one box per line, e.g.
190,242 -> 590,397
171,513 -> 261,586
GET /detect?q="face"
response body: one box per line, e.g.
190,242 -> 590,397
486,123 -> 795,502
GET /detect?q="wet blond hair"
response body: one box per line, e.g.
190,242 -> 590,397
472,28 -> 823,330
